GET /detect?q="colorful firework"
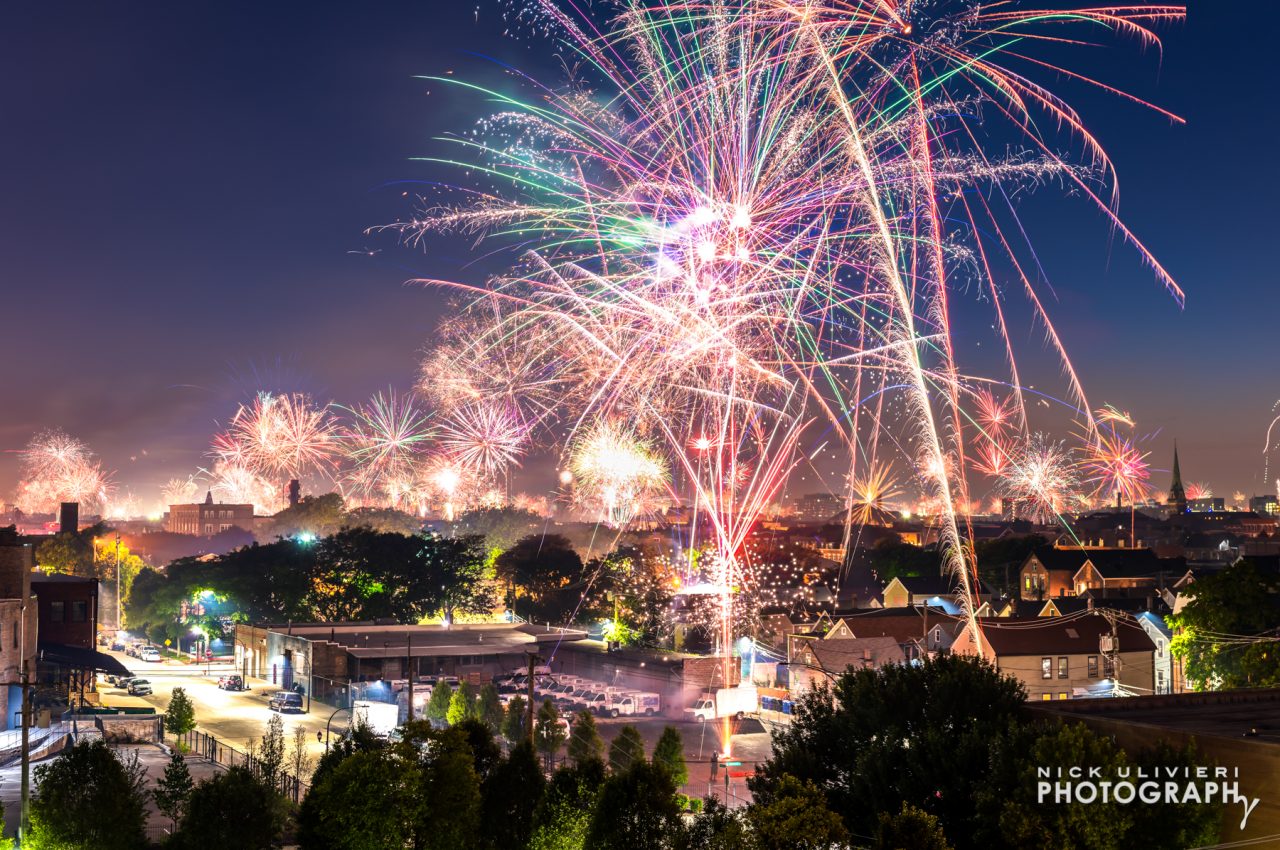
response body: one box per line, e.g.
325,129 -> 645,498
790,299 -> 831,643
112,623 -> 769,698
569,421 -> 669,527
847,463 -> 900,527
14,429 -> 113,514
1082,432 -> 1151,506
384,0 -> 1184,747
208,460 -> 286,514
437,402 -> 529,484
1001,433 -> 1081,524
1186,482 -> 1212,501
212,392 -> 339,481
338,389 -> 434,507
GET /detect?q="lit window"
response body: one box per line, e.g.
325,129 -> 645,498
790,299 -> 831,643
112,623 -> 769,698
1087,655 -> 1098,678
1058,657 -> 1068,679
1058,693 -> 1068,700
1041,657 -> 1052,679
1041,693 -> 1051,701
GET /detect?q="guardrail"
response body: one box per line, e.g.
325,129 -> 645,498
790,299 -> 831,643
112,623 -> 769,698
175,729 -> 308,804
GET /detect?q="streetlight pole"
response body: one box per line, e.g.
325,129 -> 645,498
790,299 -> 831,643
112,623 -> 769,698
114,533 -> 121,632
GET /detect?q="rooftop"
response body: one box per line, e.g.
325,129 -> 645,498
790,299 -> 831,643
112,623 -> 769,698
252,621 -> 588,659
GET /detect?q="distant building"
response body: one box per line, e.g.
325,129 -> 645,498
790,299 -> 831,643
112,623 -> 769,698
797,493 -> 842,522
165,491 -> 254,536
1167,444 -> 1188,515
1249,495 -> 1279,517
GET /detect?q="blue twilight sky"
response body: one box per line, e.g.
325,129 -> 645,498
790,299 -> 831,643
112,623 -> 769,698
0,2 -> 1274,505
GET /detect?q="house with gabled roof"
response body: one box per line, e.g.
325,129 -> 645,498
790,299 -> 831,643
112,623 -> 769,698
952,614 -> 1156,701
787,635 -> 906,694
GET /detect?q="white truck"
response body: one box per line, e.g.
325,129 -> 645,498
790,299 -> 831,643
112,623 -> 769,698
585,690 -> 662,718
684,685 -> 758,722
353,700 -> 400,738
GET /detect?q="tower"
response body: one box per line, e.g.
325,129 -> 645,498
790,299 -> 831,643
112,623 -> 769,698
1168,443 -> 1187,515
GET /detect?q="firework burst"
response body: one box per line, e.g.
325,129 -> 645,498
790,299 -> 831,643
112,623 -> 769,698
1002,433 -> 1081,524
569,421 -> 669,527
14,429 -> 113,514
212,392 -> 339,481
338,389 -> 434,507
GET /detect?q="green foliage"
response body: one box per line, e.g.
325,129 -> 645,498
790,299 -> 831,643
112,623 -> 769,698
867,535 -> 942,582
297,750 -> 422,850
27,740 -> 148,850
1168,559 -> 1280,689
495,533 -> 585,623
124,528 -> 496,635
453,719 -> 503,781
428,680 -> 453,723
678,797 -> 750,850
535,698 -> 568,768
172,766 -> 284,850
746,775 -> 849,850
580,544 -> 678,646
874,803 -> 952,850
652,726 -> 688,787
417,725 -> 483,849
478,682 -> 505,733
480,741 -> 546,850
989,722 -> 1131,850
153,752 -> 195,830
566,710 -> 605,765
504,694 -> 528,744
529,760 -> 606,850
447,680 -> 476,726
1126,740 -> 1222,849
608,724 -> 647,774
165,686 -> 197,737
451,507 -> 542,554
262,493 -> 349,539
749,654 -> 1025,848
586,761 -> 683,850
257,714 -> 286,791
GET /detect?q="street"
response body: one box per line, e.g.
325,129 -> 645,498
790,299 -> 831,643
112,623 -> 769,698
100,649 -> 347,771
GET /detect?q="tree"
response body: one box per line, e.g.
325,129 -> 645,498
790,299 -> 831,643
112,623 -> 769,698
678,797 -> 752,850
608,724 -> 646,774
586,761 -> 683,850
153,752 -> 195,831
652,726 -> 688,787
746,774 -> 849,850
165,686 -> 197,738
297,750 -> 421,850
423,533 -> 499,623
451,507 -> 542,553
290,724 -> 314,782
495,533 -> 584,623
535,698 -> 568,770
478,683 -> 505,733
530,759 -> 606,850
1168,560 -> 1280,689
454,718 -> 503,782
566,710 -> 605,765
417,725 -> 483,849
874,803 -> 952,850
750,654 -> 1026,848
262,493 -> 348,539
257,714 -> 286,792
428,680 -> 454,724
481,741 -> 546,850
172,766 -> 283,850
27,740 -> 148,850
448,680 -> 476,726
1127,740 -> 1222,847
503,695 -> 528,744
867,535 -> 942,582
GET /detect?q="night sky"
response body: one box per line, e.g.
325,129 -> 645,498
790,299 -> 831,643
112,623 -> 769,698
1,2 -> 1273,505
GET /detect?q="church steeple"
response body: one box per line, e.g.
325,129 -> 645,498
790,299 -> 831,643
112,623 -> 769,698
1168,442 -> 1187,514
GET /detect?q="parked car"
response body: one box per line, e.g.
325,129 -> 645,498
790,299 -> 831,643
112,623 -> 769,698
217,674 -> 246,691
110,640 -> 126,652
268,691 -> 305,713
113,676 -> 136,690
127,679 -> 152,696
139,647 -> 161,662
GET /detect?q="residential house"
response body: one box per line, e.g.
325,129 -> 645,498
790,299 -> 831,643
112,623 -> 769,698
1134,611 -> 1174,695
952,614 -> 1156,701
787,635 -> 905,694
882,575 -> 960,611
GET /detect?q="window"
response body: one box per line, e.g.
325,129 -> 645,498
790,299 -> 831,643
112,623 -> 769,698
1041,693 -> 1052,701
1087,655 -> 1099,678
1058,657 -> 1068,679
49,601 -> 64,622
1102,656 -> 1116,678
1058,693 -> 1068,700
1041,657 -> 1052,679
71,601 -> 87,623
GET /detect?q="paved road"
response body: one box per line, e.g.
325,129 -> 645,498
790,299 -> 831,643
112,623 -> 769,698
100,650 -> 346,773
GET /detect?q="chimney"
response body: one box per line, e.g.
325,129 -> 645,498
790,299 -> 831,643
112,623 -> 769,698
288,479 -> 301,507
58,502 -> 79,535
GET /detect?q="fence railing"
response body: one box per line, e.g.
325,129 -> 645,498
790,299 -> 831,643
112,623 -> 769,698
175,729 -> 308,804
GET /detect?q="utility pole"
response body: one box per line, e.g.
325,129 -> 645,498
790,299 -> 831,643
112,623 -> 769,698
19,659 -> 31,842
114,533 -> 122,632
406,633 -> 414,722
525,652 -> 542,747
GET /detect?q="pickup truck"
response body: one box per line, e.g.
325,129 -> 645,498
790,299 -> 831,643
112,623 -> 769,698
589,691 -> 662,718
684,686 -> 758,722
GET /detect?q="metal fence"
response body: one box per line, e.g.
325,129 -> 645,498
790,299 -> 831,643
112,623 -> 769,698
175,729 -> 308,804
